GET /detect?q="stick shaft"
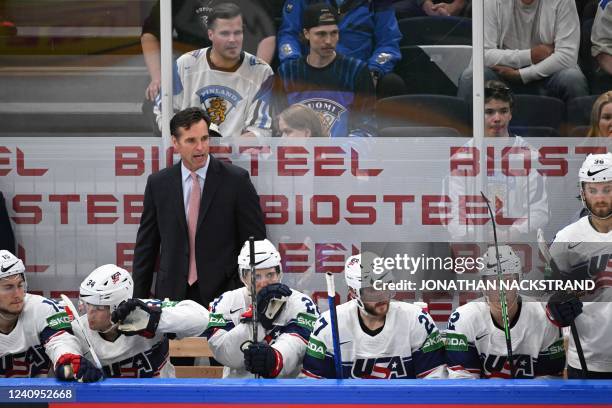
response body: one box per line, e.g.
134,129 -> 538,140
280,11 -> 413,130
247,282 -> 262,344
325,272 -> 343,379
60,294 -> 103,370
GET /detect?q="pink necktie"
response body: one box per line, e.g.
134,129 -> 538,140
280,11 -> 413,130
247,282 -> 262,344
187,172 -> 201,285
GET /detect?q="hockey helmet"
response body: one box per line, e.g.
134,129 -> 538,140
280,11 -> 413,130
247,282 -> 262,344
237,239 -> 282,288
344,253 -> 394,310
578,153 -> 612,220
0,250 -> 26,287
480,245 -> 522,279
79,264 -> 133,312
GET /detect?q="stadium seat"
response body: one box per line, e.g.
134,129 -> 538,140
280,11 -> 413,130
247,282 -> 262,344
169,337 -> 223,378
509,95 -> 565,132
509,126 -> 561,138
398,16 -> 472,47
376,95 -> 471,135
378,126 -> 462,137
394,45 -> 472,95
567,95 -> 598,129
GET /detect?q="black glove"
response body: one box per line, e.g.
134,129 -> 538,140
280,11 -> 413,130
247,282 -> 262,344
546,291 -> 583,327
56,354 -> 103,383
111,299 -> 161,338
257,283 -> 292,330
242,342 -> 282,378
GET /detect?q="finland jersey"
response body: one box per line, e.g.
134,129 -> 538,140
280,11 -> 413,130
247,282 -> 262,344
302,300 -> 446,379
205,286 -> 318,378
445,297 -> 565,378
551,216 -> 612,372
154,47 -> 273,137
277,54 -> 376,137
0,294 -> 81,377
72,299 -> 209,378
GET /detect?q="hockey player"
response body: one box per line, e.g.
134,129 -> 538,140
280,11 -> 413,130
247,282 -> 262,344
205,239 -> 318,378
153,2 -> 273,137
73,264 -> 209,377
445,246 -> 565,379
546,153 -> 612,378
302,253 -> 447,379
0,250 -> 102,381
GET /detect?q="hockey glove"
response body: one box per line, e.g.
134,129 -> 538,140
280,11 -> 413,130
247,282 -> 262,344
56,354 -> 103,382
243,342 -> 283,378
111,299 -> 161,338
257,283 -> 292,330
546,291 -> 583,327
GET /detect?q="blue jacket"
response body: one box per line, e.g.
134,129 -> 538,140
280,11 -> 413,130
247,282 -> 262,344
278,0 -> 402,76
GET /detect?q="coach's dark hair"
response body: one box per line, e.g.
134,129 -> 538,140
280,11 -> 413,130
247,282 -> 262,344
170,107 -> 212,138
208,2 -> 242,29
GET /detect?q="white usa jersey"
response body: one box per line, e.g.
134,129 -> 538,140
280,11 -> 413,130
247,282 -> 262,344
551,216 -> 612,372
302,300 -> 446,379
72,299 -> 209,378
446,136 -> 549,242
0,294 -> 81,377
445,297 -> 565,378
154,47 -> 273,138
205,286 -> 318,378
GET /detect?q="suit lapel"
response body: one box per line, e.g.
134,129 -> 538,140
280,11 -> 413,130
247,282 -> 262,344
171,162 -> 188,235
197,155 -> 221,231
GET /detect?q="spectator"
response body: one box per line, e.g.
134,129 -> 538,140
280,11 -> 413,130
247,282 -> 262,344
446,81 -> 549,242
588,90 -> 612,137
0,192 -> 15,253
590,0 -> 612,92
278,0 -> 404,98
277,104 -> 328,137
276,3 -> 376,137
153,2 -> 274,137
458,0 -> 589,103
133,107 -> 266,308
420,0 -> 470,17
141,0 -> 277,101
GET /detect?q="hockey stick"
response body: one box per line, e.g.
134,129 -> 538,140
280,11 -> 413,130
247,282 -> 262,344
325,272 -> 343,379
536,229 -> 589,378
480,192 -> 515,378
60,294 -> 103,370
248,236 -> 259,379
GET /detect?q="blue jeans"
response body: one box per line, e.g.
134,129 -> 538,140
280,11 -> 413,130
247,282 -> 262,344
457,66 -> 589,102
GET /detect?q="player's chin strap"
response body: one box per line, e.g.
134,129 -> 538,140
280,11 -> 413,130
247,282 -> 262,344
100,322 -> 119,334
0,310 -> 17,322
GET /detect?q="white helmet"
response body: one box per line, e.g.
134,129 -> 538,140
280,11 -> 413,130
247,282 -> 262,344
79,264 -> 133,312
579,153 -> 612,220
0,250 -> 26,287
344,253 -> 394,310
237,239 -> 282,287
579,153 -> 612,183
480,245 -> 522,279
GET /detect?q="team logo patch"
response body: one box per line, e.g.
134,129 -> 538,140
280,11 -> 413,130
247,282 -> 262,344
422,331 -> 444,353
375,52 -> 392,65
296,312 -> 317,331
444,332 -> 468,352
111,272 -> 121,284
301,98 -> 346,132
207,313 -> 227,328
196,86 -> 243,125
286,3 -> 293,12
46,311 -> 72,331
306,337 -> 326,359
281,43 -> 294,57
